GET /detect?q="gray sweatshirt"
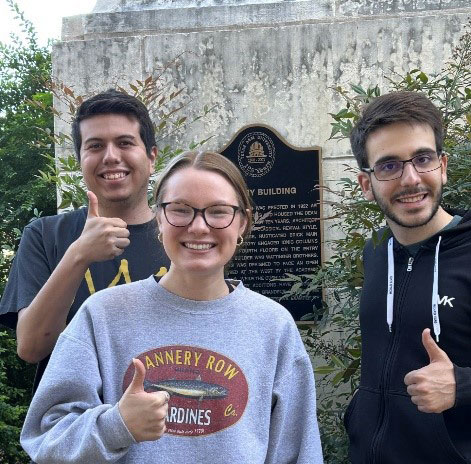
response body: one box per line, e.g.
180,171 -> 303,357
21,277 -> 323,463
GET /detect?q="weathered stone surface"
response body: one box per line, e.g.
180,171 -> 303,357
93,0 -> 313,13
52,37 -> 144,152
54,0 -> 471,244
64,1 -> 333,40
337,0 -> 471,16
72,0 -> 471,42
93,0 -> 471,14
134,11 -> 462,155
66,0 -> 469,41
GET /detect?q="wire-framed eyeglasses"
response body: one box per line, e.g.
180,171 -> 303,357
159,202 -> 241,229
361,152 -> 443,181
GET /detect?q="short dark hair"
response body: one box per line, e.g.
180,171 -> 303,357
350,91 -> 443,169
71,89 -> 156,161
154,151 -> 253,239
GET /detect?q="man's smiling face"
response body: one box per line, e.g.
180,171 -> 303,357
79,113 -> 155,209
358,122 -> 448,230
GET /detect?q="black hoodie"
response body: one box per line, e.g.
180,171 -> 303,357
345,210 -> 471,463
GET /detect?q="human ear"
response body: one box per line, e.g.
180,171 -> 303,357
149,147 -> 158,174
156,207 -> 164,230
358,172 -> 374,201
238,209 -> 250,237
440,152 -> 448,185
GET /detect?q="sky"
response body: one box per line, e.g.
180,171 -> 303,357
0,0 -> 97,46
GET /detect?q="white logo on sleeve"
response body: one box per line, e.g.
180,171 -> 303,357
438,295 -> 455,308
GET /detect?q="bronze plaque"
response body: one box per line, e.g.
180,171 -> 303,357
221,125 -> 322,321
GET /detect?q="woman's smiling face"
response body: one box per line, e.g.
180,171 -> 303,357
157,167 -> 247,280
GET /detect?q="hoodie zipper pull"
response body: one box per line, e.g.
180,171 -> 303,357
407,257 -> 414,272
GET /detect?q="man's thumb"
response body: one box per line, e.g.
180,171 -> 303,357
126,358 -> 146,394
87,191 -> 100,218
422,328 -> 447,363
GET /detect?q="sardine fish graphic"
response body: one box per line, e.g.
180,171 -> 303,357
144,375 -> 228,401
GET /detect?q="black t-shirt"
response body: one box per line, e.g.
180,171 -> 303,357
0,207 -> 169,389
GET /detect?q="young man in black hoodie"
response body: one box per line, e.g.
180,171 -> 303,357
345,91 -> 471,463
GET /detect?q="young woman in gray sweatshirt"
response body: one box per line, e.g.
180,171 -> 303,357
21,151 -> 324,463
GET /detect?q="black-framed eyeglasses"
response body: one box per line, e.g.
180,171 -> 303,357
361,152 -> 443,181
159,202 -> 241,229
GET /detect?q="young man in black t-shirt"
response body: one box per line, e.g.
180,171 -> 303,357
0,90 -> 169,390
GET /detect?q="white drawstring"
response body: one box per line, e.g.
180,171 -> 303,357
431,236 -> 442,342
387,238 -> 394,332
386,236 -> 442,342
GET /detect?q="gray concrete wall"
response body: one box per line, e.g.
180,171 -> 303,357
53,0 -> 471,249
91,0 -> 471,15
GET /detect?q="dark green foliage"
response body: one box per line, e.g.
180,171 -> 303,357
286,177 -> 384,464
0,330 -> 34,463
0,0 -> 56,276
0,1 -> 55,462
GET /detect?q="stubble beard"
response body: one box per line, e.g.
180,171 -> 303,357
371,183 -> 443,229
101,178 -> 150,210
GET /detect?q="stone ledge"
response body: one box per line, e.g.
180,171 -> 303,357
62,1 -> 471,41
63,1 -> 330,40
92,0 -> 471,15
93,0 -> 298,12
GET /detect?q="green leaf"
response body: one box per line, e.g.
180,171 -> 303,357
418,72 -> 429,83
315,365 -> 337,374
350,84 -> 367,95
347,348 -> 361,358
331,355 -> 345,368
332,371 -> 345,385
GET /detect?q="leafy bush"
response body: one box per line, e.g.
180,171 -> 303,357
0,1 -> 55,461
0,0 -> 56,293
0,331 -> 35,463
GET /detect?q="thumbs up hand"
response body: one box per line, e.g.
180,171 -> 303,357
118,358 -> 169,442
86,190 -> 100,219
73,191 -> 130,264
404,328 -> 456,413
